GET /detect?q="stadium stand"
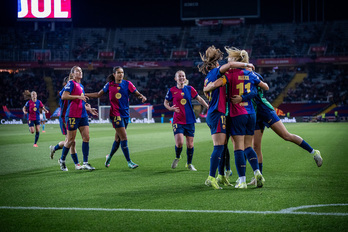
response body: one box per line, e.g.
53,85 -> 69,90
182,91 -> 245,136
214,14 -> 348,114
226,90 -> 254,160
0,20 -> 347,121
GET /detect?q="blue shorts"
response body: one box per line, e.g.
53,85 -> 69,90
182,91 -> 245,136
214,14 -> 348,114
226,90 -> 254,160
28,119 -> 40,127
206,111 -> 226,135
110,116 -> 129,129
230,114 -> 256,136
255,110 -> 280,131
66,117 -> 89,131
59,117 -> 67,135
172,123 -> 195,137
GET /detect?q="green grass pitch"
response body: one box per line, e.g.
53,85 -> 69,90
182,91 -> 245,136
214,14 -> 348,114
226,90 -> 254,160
0,122 -> 347,231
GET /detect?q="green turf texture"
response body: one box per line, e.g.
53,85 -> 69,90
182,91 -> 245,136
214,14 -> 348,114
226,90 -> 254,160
0,122 -> 347,231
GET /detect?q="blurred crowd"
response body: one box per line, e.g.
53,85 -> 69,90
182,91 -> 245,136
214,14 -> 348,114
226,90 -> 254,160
0,20 -> 347,112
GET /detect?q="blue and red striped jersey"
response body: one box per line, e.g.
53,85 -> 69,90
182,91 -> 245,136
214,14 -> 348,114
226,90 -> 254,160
102,80 -> 137,118
165,85 -> 198,124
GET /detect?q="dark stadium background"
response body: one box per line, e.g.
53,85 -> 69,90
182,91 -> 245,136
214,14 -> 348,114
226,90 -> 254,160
1,0 -> 347,27
0,0 -> 347,122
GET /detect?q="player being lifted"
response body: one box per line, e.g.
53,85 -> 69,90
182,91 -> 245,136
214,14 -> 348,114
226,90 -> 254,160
86,66 -> 146,169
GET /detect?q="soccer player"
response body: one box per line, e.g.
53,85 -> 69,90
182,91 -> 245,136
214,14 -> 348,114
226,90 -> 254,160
85,66 -> 147,169
58,66 -> 95,171
22,91 -> 49,147
164,70 -> 209,171
50,76 -> 98,171
199,45 -> 255,190
204,47 -> 268,189
244,72 -> 323,185
40,110 -> 47,132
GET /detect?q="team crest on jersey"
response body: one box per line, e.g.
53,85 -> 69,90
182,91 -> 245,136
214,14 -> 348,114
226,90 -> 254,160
180,99 -> 187,105
70,124 -> 74,128
115,93 -> 122,99
117,87 -> 120,90
33,107 -> 37,111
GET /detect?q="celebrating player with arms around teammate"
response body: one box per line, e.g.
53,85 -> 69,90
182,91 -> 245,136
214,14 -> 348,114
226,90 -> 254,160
199,45 -> 255,190
164,70 -> 209,171
86,66 -> 146,169
224,47 -> 269,189
22,91 -> 49,147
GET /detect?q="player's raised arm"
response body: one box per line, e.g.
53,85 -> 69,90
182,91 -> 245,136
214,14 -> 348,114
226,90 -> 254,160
85,89 -> 105,98
203,77 -> 226,92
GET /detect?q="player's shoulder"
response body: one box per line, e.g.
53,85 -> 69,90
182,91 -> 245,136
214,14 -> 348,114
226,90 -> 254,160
169,86 -> 177,91
123,79 -> 132,84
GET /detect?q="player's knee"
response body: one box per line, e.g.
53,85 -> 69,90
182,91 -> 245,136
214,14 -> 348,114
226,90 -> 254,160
253,143 -> 261,152
176,142 -> 184,148
83,136 -> 90,142
187,142 -> 194,149
281,133 -> 292,141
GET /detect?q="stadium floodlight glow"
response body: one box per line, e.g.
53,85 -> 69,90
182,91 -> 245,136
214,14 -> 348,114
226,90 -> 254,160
17,0 -> 71,21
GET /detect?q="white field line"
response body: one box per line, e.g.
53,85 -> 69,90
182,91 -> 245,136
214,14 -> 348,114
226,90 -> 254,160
0,204 -> 347,216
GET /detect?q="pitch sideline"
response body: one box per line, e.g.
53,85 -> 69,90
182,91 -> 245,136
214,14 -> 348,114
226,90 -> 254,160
0,204 -> 347,216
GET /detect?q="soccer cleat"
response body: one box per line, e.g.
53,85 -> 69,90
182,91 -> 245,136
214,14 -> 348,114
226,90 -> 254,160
75,164 -> 82,170
171,157 -> 181,169
185,163 -> 197,171
254,170 -> 264,188
49,145 -> 55,159
42,131 -> 46,133
58,159 -> 68,171
105,154 -> 111,168
313,150 -> 323,167
235,181 -> 247,189
247,177 -> 256,186
235,177 -> 240,184
205,176 -> 222,190
128,161 -> 139,169
225,170 -> 232,178
33,144 -> 38,147
82,163 -> 95,171
216,174 -> 233,186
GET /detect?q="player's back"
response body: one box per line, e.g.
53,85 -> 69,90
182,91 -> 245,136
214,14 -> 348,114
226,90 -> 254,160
226,68 -> 256,117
